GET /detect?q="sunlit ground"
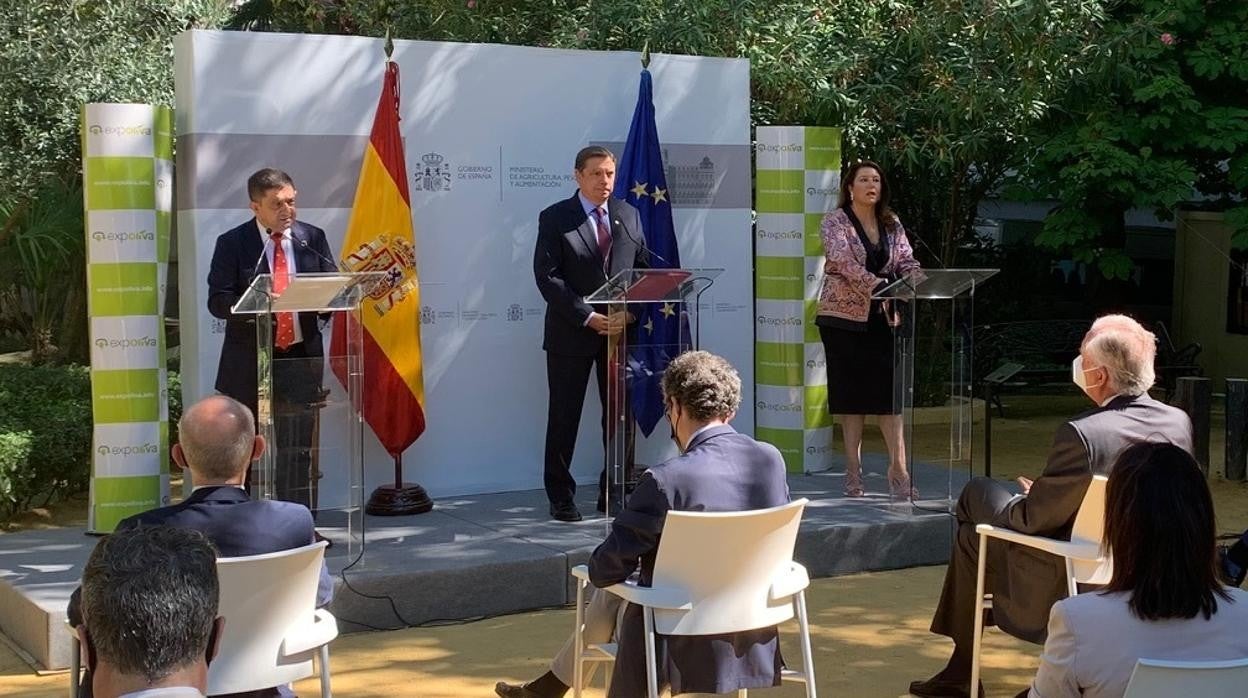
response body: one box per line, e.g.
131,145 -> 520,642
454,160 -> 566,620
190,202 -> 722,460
3,394 -> 1245,697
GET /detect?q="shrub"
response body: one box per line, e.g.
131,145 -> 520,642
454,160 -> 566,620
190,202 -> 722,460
0,364 -> 92,519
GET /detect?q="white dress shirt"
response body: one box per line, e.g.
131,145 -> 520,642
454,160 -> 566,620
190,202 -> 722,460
119,687 -> 206,698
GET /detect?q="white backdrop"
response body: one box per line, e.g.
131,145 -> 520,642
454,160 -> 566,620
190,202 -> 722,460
174,30 -> 754,500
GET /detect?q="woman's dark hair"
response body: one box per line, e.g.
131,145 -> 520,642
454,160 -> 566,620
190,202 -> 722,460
1103,441 -> 1230,620
837,159 -> 896,229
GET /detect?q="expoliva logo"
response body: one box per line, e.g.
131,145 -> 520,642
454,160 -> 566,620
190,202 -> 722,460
92,230 -> 154,243
95,336 -> 158,350
97,443 -> 158,457
806,444 -> 833,456
756,227 -> 802,241
756,400 -> 802,413
88,124 -> 152,137
807,186 -> 837,196
756,315 -> 801,327
755,143 -> 802,153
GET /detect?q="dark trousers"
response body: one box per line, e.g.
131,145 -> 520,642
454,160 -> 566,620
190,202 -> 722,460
543,351 -> 634,505
928,477 -> 1015,678
238,342 -> 323,511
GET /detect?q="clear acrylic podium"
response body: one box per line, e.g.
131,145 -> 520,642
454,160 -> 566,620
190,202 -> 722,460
232,271 -> 387,560
874,268 -> 998,510
585,268 -> 722,523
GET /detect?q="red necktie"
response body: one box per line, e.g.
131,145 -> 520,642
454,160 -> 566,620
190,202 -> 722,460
270,230 -> 296,350
592,207 -> 612,272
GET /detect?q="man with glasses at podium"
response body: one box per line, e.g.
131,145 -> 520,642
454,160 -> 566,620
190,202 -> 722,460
534,146 -> 649,522
206,168 -> 338,508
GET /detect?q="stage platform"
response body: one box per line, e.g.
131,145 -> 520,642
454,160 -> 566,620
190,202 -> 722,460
0,458 -> 968,671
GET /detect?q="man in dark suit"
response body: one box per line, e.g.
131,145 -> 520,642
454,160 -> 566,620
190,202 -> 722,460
70,395 -> 332,697
534,146 -> 648,522
910,315 -> 1194,698
496,351 -> 790,698
207,168 -> 338,508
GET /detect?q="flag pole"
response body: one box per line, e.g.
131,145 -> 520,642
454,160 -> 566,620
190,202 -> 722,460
360,29 -> 433,516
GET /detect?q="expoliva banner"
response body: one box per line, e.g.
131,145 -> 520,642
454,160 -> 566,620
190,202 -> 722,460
82,103 -> 173,532
754,126 -> 841,473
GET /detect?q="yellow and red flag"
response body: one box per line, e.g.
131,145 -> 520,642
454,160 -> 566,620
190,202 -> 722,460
331,60 -> 425,455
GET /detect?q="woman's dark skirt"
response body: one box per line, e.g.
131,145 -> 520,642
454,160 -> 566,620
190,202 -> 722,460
818,308 -> 902,415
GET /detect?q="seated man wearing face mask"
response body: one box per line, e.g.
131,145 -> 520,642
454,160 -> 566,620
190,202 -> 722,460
496,350 -> 790,698
908,314 -> 1194,698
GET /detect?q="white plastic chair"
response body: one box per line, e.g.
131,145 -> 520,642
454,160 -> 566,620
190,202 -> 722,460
971,475 -> 1111,693
570,498 -> 815,698
68,541 -> 336,697
1123,657 -> 1248,697
208,541 -> 337,696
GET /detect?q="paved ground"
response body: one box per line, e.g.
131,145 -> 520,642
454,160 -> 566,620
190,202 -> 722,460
1,565 -> 1048,698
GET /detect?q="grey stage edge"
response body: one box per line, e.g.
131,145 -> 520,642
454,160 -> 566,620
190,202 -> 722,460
0,457 -> 967,670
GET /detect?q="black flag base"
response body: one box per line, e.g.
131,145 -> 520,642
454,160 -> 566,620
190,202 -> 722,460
365,482 -> 433,516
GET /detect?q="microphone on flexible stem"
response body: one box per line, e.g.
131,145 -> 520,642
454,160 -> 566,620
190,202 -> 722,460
908,230 -> 946,268
250,235 -> 274,281
614,217 -> 671,267
294,233 -> 347,272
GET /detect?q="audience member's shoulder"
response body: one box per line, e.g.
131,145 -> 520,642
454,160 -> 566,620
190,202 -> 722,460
255,498 -> 315,524
1219,586 -> 1248,616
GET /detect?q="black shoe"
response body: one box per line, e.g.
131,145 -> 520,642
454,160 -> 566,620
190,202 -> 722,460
495,681 -> 543,698
908,675 -> 984,698
549,501 -> 582,522
1219,545 -> 1247,587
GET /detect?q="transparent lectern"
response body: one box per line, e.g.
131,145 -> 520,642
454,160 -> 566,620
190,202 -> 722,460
232,271 -> 387,559
585,268 -> 722,522
873,268 -> 998,510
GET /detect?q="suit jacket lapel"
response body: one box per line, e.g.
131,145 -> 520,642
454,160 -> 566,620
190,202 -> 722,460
289,221 -> 319,274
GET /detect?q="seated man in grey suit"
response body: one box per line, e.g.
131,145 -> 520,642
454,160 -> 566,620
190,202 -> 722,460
496,350 -> 790,698
909,314 -> 1194,698
71,395 -> 332,697
77,526 -> 222,698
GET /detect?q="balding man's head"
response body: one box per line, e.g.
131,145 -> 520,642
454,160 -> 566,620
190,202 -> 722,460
173,396 -> 261,484
1080,314 -> 1157,397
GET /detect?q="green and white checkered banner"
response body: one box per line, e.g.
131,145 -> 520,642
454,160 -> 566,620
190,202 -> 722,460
754,126 -> 841,473
82,103 -> 173,532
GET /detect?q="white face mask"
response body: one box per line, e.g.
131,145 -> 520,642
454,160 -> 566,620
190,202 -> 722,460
1072,355 -> 1103,391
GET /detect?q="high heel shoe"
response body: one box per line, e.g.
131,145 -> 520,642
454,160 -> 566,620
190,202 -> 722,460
843,468 -> 865,497
888,470 -> 917,499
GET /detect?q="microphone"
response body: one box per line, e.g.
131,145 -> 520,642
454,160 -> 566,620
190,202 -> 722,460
614,216 -> 671,267
250,234 -> 274,280
294,231 -> 347,272
906,229 -> 946,268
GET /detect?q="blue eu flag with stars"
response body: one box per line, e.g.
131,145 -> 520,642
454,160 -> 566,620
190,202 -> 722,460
613,69 -> 683,437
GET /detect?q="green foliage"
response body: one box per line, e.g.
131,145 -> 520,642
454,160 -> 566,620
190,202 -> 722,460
0,364 -> 92,519
1012,0 -> 1248,271
0,0 -> 233,200
0,179 -> 87,363
238,0 -> 1109,266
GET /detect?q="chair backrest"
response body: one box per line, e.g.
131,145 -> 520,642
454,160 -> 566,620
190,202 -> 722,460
1123,657 -> 1248,698
1070,474 -> 1112,585
206,541 -> 328,695
649,498 -> 808,637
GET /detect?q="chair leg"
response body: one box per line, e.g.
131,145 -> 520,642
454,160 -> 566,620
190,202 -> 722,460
643,607 -> 659,698
70,635 -> 81,698
574,578 -> 585,698
318,644 -> 332,698
795,591 -> 817,698
738,690 -> 748,697
970,531 -> 989,694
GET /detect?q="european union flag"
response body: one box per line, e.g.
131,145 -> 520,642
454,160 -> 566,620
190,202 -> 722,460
614,69 -> 683,437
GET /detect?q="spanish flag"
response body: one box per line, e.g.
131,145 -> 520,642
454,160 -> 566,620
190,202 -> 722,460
330,60 -> 426,455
